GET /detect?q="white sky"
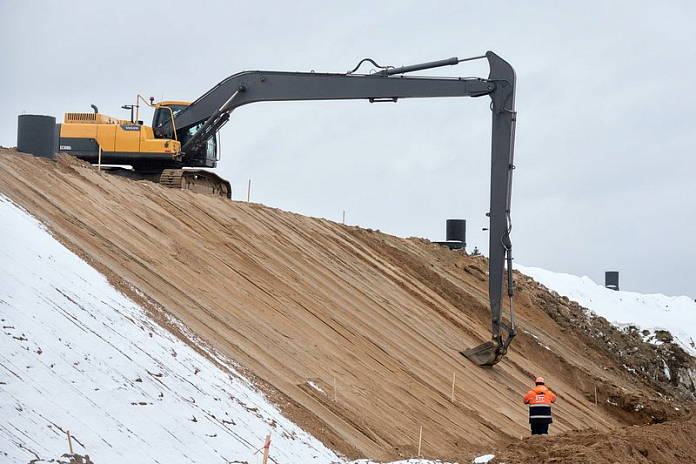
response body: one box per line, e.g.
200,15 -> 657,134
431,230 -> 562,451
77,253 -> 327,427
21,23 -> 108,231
1,1 -> 694,299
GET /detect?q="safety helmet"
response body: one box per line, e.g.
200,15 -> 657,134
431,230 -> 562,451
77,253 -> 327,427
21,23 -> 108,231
535,377 -> 545,385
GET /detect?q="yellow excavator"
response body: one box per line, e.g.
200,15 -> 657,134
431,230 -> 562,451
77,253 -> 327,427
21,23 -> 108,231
17,51 -> 517,366
44,98 -> 232,197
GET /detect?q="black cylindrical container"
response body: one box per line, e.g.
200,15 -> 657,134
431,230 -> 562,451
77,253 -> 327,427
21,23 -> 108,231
17,114 -> 58,158
446,219 -> 466,246
605,271 -> 619,291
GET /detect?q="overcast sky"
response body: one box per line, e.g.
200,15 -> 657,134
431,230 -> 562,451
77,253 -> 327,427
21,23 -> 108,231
1,1 -> 694,299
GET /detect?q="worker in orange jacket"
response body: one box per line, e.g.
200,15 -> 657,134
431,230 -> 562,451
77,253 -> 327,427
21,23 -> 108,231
523,377 -> 557,435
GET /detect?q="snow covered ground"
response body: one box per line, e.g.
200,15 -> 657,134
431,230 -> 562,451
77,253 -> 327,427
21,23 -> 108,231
0,195 -> 343,463
516,264 -> 696,357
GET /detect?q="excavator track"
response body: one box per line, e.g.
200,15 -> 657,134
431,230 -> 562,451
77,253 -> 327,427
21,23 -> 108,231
159,169 -> 231,199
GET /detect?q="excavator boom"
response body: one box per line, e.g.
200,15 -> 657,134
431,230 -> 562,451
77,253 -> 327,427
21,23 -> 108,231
17,51 -> 517,365
159,51 -> 518,366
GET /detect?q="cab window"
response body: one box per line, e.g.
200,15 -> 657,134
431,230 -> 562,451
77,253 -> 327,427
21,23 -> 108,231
153,104 -> 187,127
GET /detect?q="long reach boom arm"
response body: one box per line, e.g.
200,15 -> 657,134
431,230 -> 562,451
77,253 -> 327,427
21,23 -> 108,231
160,51 -> 517,366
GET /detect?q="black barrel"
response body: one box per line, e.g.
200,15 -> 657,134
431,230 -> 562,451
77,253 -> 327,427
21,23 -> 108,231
446,219 -> 466,246
605,271 -> 619,291
17,114 -> 58,158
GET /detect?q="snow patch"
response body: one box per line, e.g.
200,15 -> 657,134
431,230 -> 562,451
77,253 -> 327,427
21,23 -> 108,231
0,195 -> 343,464
308,380 -> 324,393
663,360 -> 672,381
516,264 -> 696,357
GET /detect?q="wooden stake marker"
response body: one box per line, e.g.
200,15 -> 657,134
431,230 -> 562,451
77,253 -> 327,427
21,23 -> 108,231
262,433 -> 271,464
67,430 -> 73,454
417,425 -> 423,457
451,371 -> 456,403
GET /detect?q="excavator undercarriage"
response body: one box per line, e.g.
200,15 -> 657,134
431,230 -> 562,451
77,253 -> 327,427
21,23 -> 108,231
159,169 -> 231,199
99,167 -> 232,199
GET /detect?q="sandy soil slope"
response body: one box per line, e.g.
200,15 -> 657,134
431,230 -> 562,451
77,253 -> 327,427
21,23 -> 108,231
0,148 -> 693,462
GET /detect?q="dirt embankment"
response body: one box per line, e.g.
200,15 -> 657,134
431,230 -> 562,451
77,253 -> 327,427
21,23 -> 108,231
492,411 -> 696,463
1,148 -> 694,462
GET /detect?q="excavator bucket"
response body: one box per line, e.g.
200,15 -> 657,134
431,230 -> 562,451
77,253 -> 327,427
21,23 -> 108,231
461,339 -> 504,366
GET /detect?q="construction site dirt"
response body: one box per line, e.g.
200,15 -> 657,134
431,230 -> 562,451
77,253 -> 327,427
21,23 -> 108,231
1,147 -> 695,463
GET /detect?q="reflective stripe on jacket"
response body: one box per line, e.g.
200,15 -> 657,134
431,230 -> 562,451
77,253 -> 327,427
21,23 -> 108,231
523,385 -> 556,424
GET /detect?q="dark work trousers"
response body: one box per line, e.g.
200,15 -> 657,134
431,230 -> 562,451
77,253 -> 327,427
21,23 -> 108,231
531,422 -> 549,435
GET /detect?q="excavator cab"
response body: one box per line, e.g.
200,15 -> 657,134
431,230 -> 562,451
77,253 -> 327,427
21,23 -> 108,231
153,101 -> 218,168
153,102 -> 188,127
